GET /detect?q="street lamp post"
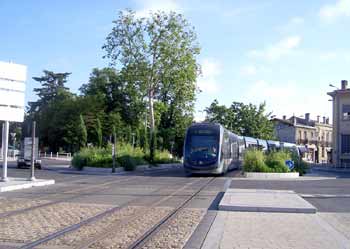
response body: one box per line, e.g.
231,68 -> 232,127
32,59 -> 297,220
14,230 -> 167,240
29,121 -> 36,181
1,121 -> 9,182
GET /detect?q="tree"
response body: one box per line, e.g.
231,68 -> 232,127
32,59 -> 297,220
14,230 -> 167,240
29,71 -> 71,113
103,10 -> 200,161
27,71 -> 76,152
205,100 -> 275,140
95,118 -> 103,147
77,114 -> 87,148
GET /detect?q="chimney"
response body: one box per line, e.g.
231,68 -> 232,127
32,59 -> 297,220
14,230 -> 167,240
323,116 -> 326,123
341,80 -> 348,90
326,117 -> 329,124
305,113 -> 310,122
283,115 -> 286,120
293,116 -> 297,125
317,115 -> 320,123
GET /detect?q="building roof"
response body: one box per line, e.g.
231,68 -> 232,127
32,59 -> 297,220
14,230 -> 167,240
271,115 -> 332,129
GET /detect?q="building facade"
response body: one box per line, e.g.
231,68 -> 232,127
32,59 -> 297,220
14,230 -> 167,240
272,113 -> 332,163
328,80 -> 350,167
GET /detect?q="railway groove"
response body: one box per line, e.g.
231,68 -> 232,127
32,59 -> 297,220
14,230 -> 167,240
126,177 -> 216,249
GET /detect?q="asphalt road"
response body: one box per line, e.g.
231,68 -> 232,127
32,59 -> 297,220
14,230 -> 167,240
3,160 -> 350,213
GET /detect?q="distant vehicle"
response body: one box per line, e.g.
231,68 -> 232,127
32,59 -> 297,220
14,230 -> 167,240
183,123 -> 305,175
17,137 -> 42,169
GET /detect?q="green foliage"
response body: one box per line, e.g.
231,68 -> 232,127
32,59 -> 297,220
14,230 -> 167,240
291,152 -> 309,175
25,10 -> 200,156
77,114 -> 87,148
71,143 -> 148,170
265,151 -> 290,173
145,150 -> 181,164
71,142 -> 177,171
118,155 -> 137,171
205,100 -> 275,140
243,150 -> 270,173
95,118 -> 103,147
243,149 -> 290,173
103,10 -> 200,159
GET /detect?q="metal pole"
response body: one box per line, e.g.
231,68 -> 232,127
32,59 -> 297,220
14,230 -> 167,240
29,121 -> 36,181
112,131 -> 116,173
1,121 -> 9,182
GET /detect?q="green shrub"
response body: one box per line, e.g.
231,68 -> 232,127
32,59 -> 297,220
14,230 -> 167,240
145,150 -> 180,165
71,153 -> 86,170
243,149 -> 270,172
71,143 -> 178,171
291,152 -> 309,175
119,155 -> 137,171
265,151 -> 290,173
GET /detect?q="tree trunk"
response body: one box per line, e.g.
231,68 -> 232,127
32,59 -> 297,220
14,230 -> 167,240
148,89 -> 156,163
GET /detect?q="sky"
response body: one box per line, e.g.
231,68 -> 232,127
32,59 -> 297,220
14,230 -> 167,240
1,0 -> 350,122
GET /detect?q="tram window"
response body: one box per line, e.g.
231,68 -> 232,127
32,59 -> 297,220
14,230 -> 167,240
187,135 -> 218,159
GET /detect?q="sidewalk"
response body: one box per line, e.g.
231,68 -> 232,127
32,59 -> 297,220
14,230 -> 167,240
202,211 -> 350,249
200,189 -> 350,249
0,178 -> 55,192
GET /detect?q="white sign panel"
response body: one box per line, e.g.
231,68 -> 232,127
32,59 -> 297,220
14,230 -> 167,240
0,61 -> 26,122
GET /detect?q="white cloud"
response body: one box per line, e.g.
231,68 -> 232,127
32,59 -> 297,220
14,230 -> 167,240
289,16 -> 304,25
239,65 -> 257,76
319,0 -> 350,21
244,80 -> 332,119
196,58 -> 221,93
134,0 -> 181,18
248,35 -> 302,61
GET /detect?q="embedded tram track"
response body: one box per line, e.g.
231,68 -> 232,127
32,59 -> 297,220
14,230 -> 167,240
126,177 -> 216,249
0,175 -> 139,219
17,177 -> 209,249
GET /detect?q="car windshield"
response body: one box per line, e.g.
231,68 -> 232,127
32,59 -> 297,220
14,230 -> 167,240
186,134 -> 219,160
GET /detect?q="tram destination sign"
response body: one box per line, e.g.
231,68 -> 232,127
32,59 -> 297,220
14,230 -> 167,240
0,61 -> 26,122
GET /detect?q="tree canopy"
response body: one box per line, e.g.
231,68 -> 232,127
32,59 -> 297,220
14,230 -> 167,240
205,99 -> 275,140
103,10 -> 200,161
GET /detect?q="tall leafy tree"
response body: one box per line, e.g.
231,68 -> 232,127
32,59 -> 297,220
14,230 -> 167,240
103,10 -> 200,161
77,114 -> 87,148
27,71 -> 76,151
205,100 -> 275,140
95,118 -> 103,147
29,71 -> 71,113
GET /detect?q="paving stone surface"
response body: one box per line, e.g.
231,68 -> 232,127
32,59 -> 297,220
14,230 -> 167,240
319,212 -> 350,240
141,208 -> 206,249
208,211 -> 350,249
219,188 -> 317,213
0,202 -> 111,243
0,197 -> 49,214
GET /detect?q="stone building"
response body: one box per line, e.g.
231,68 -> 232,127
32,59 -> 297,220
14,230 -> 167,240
328,80 -> 350,167
272,113 -> 332,163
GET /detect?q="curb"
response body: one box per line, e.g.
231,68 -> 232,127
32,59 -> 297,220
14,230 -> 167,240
244,172 -> 299,179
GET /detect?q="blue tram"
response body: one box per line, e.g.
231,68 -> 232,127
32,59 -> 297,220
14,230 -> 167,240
183,122 -> 305,175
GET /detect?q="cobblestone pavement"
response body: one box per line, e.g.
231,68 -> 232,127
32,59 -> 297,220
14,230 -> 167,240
0,197 -> 49,214
141,208 -> 206,249
216,211 -> 350,249
0,202 -> 110,243
88,207 -> 173,249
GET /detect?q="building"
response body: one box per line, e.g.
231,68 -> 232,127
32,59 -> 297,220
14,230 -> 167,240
328,80 -> 350,167
272,113 -> 332,163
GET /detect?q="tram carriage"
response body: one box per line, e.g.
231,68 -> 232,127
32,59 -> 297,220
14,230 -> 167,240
183,122 -> 305,175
